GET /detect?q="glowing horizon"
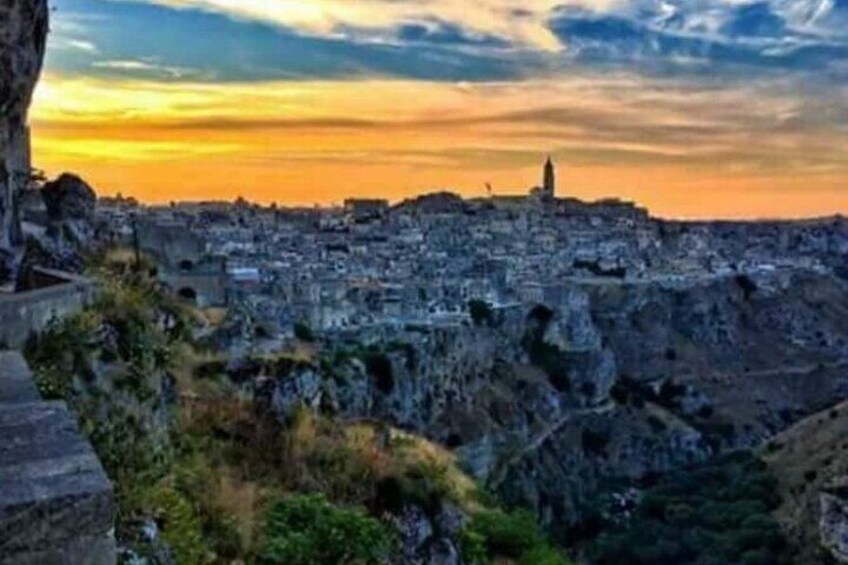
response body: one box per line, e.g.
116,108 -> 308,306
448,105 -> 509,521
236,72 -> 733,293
32,0 -> 848,219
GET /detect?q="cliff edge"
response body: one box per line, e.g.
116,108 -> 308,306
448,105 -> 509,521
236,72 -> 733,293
0,0 -> 48,289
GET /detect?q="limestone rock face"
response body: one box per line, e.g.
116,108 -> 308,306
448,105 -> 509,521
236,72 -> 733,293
0,0 -> 48,287
42,173 -> 98,245
43,174 -> 97,223
250,268 -> 848,530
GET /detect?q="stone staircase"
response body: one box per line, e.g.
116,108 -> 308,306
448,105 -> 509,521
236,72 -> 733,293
0,351 -> 116,564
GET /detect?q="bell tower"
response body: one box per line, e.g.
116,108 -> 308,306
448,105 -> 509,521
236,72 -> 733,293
543,156 -> 555,199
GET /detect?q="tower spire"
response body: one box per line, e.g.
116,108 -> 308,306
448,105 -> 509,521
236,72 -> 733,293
543,155 -> 555,199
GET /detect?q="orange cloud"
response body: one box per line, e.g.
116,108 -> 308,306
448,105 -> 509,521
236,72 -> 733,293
30,72 -> 848,219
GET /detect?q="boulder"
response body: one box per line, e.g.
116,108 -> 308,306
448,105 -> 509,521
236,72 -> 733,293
42,174 -> 97,223
41,173 -> 97,245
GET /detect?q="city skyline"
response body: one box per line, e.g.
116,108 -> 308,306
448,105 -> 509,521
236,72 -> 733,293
31,0 -> 848,219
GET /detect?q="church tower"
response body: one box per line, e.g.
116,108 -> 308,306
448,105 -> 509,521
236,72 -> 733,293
543,156 -> 555,199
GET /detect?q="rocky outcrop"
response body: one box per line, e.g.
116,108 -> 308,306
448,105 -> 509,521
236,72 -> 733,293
12,173 -> 99,277
42,173 -> 97,245
0,0 -> 48,289
14,173 -> 100,276
393,504 -> 466,565
820,480 -> 848,563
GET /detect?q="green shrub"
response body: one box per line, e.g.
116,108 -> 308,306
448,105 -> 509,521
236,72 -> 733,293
468,300 -> 495,327
461,509 -> 567,564
520,545 -> 571,565
258,494 -> 393,564
458,527 -> 488,565
148,485 -> 209,564
294,322 -> 315,342
470,509 -> 543,558
591,451 -> 788,565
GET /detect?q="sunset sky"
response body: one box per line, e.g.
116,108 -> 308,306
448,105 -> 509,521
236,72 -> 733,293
31,0 -> 848,218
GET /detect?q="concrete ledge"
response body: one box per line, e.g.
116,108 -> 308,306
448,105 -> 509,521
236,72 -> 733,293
0,351 -> 116,564
0,352 -> 40,402
0,532 -> 117,565
0,270 -> 95,350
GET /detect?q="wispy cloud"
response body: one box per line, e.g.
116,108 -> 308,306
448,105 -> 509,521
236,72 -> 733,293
31,71 -> 848,175
92,59 -> 200,79
111,0 -> 620,49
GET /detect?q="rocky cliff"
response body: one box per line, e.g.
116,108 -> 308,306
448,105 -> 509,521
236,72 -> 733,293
230,267 -> 848,536
0,0 -> 48,289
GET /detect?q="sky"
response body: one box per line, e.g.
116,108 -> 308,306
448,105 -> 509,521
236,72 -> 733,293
30,0 -> 848,218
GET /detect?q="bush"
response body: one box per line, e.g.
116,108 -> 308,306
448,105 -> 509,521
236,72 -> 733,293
294,322 -> 315,342
521,545 -> 571,565
460,509 -> 568,564
258,494 -> 393,564
148,485 -> 209,564
591,451 -> 787,565
25,259 -> 203,558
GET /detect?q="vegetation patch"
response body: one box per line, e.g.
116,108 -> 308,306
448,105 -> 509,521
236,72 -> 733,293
258,494 -> 393,565
460,509 -> 570,564
590,451 -> 788,565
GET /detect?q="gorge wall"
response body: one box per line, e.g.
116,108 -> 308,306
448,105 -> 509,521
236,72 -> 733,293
231,267 -> 848,535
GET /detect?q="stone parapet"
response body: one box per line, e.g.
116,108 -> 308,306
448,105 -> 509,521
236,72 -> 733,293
0,351 -> 116,564
0,268 -> 95,349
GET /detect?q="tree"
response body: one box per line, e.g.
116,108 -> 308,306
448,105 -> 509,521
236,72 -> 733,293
468,299 -> 495,327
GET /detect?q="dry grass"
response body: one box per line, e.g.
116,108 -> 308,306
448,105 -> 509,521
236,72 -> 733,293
387,427 -> 483,513
201,307 -> 229,327
170,348 -> 486,560
214,470 -> 266,551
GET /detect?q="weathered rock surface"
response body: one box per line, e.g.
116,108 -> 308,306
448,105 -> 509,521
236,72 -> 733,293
235,267 -> 848,531
14,173 -> 100,277
820,481 -> 848,563
0,0 -> 48,289
0,351 -> 116,564
42,173 -> 97,245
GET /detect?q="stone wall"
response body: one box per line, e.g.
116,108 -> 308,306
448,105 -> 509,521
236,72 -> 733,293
137,220 -> 206,268
0,268 -> 95,349
161,269 -> 228,307
0,351 -> 116,564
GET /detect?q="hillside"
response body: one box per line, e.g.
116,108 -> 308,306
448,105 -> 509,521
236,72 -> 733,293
761,399 -> 848,564
23,251 -> 570,564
